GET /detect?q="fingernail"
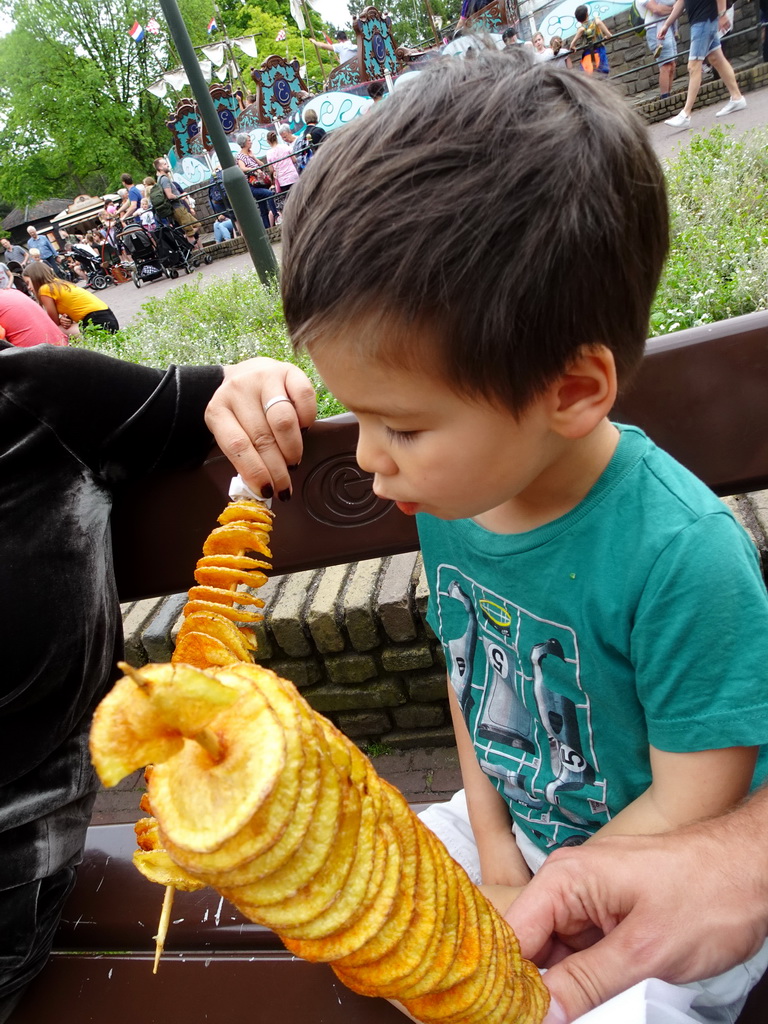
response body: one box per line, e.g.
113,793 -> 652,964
543,998 -> 569,1024
278,489 -> 292,502
261,484 -> 274,500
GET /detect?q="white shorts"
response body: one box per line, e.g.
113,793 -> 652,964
419,791 -> 768,1024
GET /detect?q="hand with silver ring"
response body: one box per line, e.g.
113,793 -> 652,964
205,357 -> 317,501
263,395 -> 294,415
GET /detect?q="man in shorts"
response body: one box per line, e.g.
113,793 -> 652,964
661,0 -> 745,127
638,0 -> 678,96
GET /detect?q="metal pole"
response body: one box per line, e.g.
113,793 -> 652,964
159,0 -> 278,284
423,0 -> 442,45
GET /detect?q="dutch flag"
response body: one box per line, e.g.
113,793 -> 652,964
128,20 -> 145,42
207,16 -> 217,33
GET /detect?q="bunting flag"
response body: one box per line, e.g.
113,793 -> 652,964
199,59 -> 213,81
215,61 -> 238,81
276,28 -> 287,41
146,17 -> 161,33
289,0 -> 306,31
201,42 -> 226,64
207,16 -> 218,33
147,78 -> 169,97
232,35 -> 259,57
163,69 -> 189,90
128,20 -> 145,42
322,31 -> 334,45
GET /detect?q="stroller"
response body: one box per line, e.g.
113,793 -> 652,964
67,244 -> 116,290
118,225 -> 169,288
153,222 -> 212,277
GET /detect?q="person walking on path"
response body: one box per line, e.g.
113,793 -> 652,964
661,0 -> 746,127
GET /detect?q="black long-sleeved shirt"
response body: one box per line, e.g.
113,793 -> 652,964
0,341 -> 223,784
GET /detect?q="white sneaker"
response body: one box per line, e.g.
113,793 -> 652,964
664,111 -> 691,128
716,97 -> 747,116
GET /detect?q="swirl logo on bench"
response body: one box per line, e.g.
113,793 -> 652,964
303,454 -> 393,527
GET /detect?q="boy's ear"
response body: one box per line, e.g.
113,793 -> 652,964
548,344 -> 618,439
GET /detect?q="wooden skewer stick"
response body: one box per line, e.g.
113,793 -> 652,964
118,661 -> 149,689
153,884 -> 175,974
192,726 -> 222,760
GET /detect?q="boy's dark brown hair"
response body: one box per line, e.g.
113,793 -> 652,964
282,48 -> 669,414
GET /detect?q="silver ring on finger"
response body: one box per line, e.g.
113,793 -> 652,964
263,395 -> 293,415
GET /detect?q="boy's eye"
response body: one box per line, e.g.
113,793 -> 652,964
385,426 -> 418,444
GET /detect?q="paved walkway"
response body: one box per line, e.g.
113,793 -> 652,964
647,78 -> 768,161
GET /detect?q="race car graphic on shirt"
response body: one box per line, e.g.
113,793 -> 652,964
435,566 -> 610,849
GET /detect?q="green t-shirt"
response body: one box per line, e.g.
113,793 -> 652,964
421,425 -> 768,856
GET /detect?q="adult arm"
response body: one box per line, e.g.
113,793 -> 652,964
447,685 -> 532,890
645,0 -> 674,17
658,0 -> 684,38
205,356 -> 317,498
311,38 -> 335,51
505,791 -> 768,1023
159,174 -> 179,201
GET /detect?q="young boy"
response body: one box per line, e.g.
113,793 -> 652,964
280,49 -> 768,1021
570,3 -> 612,72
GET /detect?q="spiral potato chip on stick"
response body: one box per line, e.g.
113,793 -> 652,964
140,496 -> 274,967
171,498 -> 274,671
90,662 -> 550,1024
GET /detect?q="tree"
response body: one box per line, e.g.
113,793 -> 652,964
381,0 -> 461,47
0,0 -> 219,204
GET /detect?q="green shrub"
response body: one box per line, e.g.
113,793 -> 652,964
650,127 -> 768,335
76,274 -> 344,420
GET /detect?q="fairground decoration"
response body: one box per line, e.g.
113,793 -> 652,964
251,56 -> 308,124
202,83 -> 240,149
355,7 -> 398,81
465,0 -> 520,34
166,97 -> 202,158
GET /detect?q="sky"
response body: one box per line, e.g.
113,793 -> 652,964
305,0 -> 353,28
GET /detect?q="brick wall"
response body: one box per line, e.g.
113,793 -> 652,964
122,552 -> 453,751
122,493 -> 768,753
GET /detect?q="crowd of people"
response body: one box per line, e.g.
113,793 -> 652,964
492,0 -> 749,108
1,117 -> 329,344
231,114 -> 327,230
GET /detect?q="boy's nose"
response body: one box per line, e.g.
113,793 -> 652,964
356,428 -> 397,478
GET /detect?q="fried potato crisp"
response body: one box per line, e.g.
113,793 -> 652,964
92,659 -> 549,1024
148,688 -> 286,853
202,523 -> 272,559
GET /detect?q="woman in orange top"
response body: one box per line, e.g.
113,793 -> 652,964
24,262 -> 119,334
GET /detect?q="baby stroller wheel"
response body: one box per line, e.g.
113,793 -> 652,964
132,271 -> 142,288
170,269 -> 179,279
92,274 -> 109,290
204,254 -> 213,265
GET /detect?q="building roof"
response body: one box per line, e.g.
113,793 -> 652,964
2,199 -> 70,230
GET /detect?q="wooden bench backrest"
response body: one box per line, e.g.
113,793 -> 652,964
112,310 -> 768,601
